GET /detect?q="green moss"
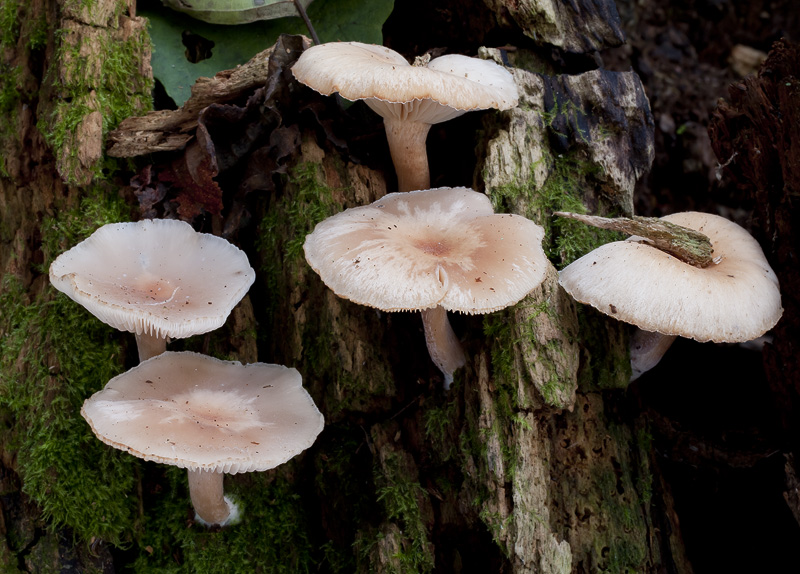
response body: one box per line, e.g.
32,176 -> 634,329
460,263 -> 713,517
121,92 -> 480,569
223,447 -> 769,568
373,453 -> 435,574
477,509 -> 515,555
38,4 -> 153,184
0,0 -> 18,47
635,428 -> 654,504
0,292 -> 131,539
256,161 -> 337,265
39,185 -> 132,270
575,305 -> 630,390
490,153 -> 624,269
422,397 -> 459,462
25,14 -> 48,52
130,468 -> 314,574
600,540 -> 648,574
255,161 -> 337,322
582,420 -> 654,573
0,187 -> 135,545
0,64 -> 20,124
541,96 -> 591,144
483,298 -> 573,409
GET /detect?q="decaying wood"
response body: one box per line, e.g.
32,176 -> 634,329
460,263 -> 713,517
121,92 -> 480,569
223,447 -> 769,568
784,454 -> 800,527
107,37 -> 312,157
463,56 -> 690,572
553,211 -> 715,267
482,0 -> 625,53
47,3 -> 151,184
481,66 -> 654,217
1,0 -> 695,569
708,38 -> 800,528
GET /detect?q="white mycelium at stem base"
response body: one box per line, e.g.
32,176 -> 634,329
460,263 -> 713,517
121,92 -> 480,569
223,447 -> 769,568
291,42 -> 519,193
188,469 -> 239,527
81,352 -> 324,526
303,187 -> 549,388
48,219 -> 255,362
558,211 -> 783,380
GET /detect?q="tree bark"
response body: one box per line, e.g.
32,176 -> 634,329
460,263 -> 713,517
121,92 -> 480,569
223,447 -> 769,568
0,1 -> 694,572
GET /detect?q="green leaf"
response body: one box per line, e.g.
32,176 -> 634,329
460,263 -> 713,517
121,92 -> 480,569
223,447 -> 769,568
143,0 -> 394,106
161,0 -> 313,25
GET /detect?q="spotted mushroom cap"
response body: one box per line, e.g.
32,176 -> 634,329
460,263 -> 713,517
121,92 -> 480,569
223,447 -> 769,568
49,219 -> 256,340
291,42 -> 519,124
81,351 -> 324,474
303,187 -> 549,314
558,211 -> 783,342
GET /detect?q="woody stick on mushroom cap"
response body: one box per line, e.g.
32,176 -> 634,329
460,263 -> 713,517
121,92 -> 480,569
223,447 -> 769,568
49,219 -> 256,361
291,42 -> 518,192
557,211 -> 783,380
303,187 -> 549,388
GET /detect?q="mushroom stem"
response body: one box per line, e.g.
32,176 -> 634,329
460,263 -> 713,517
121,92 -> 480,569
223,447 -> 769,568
135,332 -> 167,362
187,469 -> 236,526
383,118 -> 432,192
554,212 -> 715,268
629,329 -> 678,382
420,305 -> 466,390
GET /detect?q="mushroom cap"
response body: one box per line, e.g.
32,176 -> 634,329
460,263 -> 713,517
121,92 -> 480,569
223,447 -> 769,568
49,219 -> 256,340
558,211 -> 783,342
303,187 -> 549,314
81,352 -> 324,474
291,42 -> 518,124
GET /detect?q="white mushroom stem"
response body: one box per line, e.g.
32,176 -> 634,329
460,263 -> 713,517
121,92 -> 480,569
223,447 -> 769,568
188,469 -> 236,526
135,332 -> 167,362
383,118 -> 432,193
629,329 -> 678,382
420,305 -> 466,390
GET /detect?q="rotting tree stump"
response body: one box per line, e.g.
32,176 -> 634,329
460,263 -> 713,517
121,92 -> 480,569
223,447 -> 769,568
0,0 -> 696,572
709,38 -> 800,528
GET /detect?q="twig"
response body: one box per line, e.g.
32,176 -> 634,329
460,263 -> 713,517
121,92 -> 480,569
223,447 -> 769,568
293,0 -> 321,45
554,211 -> 714,268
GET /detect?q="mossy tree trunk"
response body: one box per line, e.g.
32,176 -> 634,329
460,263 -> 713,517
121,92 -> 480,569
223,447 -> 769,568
0,0 -> 152,571
1,1 -> 694,572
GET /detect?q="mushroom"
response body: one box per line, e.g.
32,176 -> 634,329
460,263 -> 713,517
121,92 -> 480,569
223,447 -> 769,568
291,42 -> 518,192
303,187 -> 549,388
557,211 -> 783,380
81,351 -> 324,526
49,219 -> 256,361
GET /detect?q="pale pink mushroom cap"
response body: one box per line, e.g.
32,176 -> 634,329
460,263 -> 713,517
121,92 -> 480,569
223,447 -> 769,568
303,187 -> 549,314
558,211 -> 783,342
49,219 -> 256,340
81,351 -> 324,474
291,42 -> 519,124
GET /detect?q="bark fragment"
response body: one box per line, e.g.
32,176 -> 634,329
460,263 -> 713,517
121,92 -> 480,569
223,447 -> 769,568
482,0 -> 625,53
108,35 -> 312,157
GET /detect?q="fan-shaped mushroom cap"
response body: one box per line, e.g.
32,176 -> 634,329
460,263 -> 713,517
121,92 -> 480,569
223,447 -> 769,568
81,351 -> 324,474
291,42 -> 519,124
303,187 -> 549,314
49,219 -> 256,340
558,211 -> 783,342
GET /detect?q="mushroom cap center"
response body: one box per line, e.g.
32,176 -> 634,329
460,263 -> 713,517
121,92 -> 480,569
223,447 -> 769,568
165,389 -> 269,434
87,272 -> 181,307
304,187 -> 549,314
414,238 -> 451,257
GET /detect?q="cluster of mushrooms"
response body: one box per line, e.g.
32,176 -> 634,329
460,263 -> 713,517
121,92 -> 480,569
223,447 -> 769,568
48,40 -> 783,530
292,41 -> 783,385
49,219 -> 324,526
